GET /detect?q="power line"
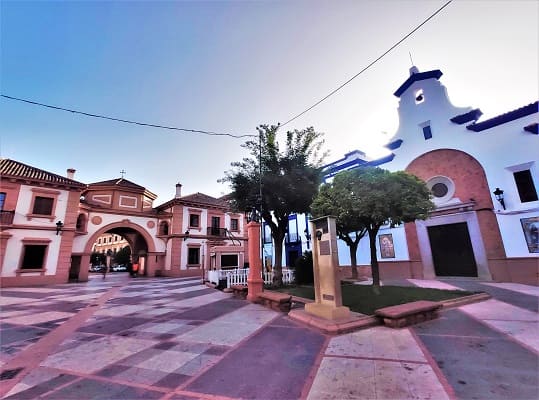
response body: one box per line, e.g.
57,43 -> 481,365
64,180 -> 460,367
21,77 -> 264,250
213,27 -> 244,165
279,0 -> 453,128
0,94 -> 255,139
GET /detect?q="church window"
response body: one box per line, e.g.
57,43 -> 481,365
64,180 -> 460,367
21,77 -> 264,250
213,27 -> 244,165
514,169 -> 538,203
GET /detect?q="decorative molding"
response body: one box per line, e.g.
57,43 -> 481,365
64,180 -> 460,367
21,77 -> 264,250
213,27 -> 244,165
91,216 -> 102,225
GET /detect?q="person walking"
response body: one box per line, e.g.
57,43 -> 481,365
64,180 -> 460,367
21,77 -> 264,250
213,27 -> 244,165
132,261 -> 139,278
102,264 -> 107,279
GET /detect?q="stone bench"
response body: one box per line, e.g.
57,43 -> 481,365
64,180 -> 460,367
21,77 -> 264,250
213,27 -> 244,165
230,285 -> 248,299
257,291 -> 292,312
375,300 -> 442,328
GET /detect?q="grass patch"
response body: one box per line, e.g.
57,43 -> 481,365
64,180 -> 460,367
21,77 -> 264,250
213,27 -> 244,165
274,284 -> 477,315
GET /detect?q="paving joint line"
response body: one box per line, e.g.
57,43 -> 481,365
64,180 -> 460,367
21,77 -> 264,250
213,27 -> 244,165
410,328 -> 457,400
175,307 -> 282,394
299,335 -> 330,400
0,284 -> 125,398
459,308 -> 539,356
321,354 -> 429,364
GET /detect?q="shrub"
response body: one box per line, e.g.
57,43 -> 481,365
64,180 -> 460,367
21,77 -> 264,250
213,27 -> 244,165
293,251 -> 314,285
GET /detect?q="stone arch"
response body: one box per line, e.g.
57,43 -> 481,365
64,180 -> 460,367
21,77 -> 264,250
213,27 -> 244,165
405,148 -> 494,209
404,148 -> 505,280
83,220 -> 157,254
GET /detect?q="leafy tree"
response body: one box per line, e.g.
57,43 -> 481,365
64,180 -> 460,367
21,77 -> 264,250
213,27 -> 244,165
310,170 -> 368,280
223,124 -> 326,285
114,246 -> 131,265
345,167 -> 435,286
90,252 -> 105,266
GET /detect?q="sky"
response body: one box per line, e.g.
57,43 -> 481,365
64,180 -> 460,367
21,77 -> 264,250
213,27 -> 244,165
1,0 -> 537,204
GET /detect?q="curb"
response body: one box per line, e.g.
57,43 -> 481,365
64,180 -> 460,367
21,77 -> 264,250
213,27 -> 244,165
439,292 -> 491,309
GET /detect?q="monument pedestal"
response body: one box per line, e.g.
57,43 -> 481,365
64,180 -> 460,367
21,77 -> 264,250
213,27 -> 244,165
305,303 -> 350,320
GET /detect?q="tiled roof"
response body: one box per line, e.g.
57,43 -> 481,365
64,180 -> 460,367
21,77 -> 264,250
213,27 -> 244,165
180,192 -> 229,207
466,101 -> 538,132
0,158 -> 86,188
89,178 -> 146,190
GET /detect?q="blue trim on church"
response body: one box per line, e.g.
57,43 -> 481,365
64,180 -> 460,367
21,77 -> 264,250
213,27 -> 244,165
450,109 -> 483,124
385,139 -> 403,150
393,70 -> 443,97
466,101 -> 538,132
524,123 -> 538,135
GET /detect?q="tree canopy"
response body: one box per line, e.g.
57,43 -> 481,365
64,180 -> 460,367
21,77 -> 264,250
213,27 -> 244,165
337,167 -> 435,286
222,124 -> 327,285
310,170 -> 369,279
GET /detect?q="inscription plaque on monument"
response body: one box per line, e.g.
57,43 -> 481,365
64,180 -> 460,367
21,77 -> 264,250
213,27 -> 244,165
319,240 -> 330,255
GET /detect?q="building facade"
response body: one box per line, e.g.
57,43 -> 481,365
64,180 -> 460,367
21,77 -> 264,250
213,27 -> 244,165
0,161 -> 246,287
325,66 -> 539,285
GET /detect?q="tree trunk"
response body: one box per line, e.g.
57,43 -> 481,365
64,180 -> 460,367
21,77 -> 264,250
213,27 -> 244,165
368,228 -> 381,287
349,242 -> 358,280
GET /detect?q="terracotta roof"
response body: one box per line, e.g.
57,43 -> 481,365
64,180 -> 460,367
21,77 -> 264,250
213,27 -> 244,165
0,158 -> 86,188
466,101 -> 538,132
180,192 -> 229,207
89,178 -> 146,190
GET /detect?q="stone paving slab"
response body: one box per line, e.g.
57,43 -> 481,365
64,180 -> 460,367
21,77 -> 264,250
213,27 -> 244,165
1,276 -> 538,400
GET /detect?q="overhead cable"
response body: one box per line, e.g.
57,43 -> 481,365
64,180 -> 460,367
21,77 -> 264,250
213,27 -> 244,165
0,94 -> 255,139
279,0 -> 453,128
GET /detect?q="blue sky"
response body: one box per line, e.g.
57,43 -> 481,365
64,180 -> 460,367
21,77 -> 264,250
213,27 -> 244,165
1,0 -> 537,203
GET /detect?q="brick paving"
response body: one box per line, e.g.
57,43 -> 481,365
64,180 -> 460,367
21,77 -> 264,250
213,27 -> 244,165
0,274 -> 537,399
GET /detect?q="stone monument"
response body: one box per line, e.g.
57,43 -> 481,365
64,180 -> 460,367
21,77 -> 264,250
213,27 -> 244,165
304,216 -> 350,320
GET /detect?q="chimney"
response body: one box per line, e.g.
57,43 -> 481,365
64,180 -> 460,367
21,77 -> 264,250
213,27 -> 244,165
67,168 -> 76,179
175,183 -> 182,198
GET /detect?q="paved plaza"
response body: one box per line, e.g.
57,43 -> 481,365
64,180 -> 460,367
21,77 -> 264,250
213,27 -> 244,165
0,274 -> 537,399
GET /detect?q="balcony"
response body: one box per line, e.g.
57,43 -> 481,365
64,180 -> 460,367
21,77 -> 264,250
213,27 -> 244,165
0,210 -> 15,225
207,227 -> 227,237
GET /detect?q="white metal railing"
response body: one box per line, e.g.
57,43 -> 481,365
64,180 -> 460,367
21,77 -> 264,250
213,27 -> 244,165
223,268 -> 294,288
208,268 -> 249,285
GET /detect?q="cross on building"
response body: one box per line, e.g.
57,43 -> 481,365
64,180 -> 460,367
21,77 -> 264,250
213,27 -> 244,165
120,169 -> 126,178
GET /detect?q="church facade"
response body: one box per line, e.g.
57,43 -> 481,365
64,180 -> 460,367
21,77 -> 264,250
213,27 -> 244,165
324,66 -> 538,285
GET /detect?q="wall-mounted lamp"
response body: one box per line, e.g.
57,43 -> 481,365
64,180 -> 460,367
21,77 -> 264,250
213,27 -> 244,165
55,220 -> 64,235
492,187 -> 506,210
184,230 -> 190,241
315,230 -> 323,241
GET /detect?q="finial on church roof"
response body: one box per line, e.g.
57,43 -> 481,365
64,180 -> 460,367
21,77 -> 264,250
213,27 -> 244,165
409,66 -> 419,75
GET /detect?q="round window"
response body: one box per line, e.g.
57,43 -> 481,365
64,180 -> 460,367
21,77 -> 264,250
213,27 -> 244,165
431,182 -> 449,198
426,176 -> 455,205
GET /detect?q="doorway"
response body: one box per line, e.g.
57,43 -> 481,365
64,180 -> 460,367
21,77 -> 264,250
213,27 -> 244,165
69,256 -> 81,281
427,222 -> 478,277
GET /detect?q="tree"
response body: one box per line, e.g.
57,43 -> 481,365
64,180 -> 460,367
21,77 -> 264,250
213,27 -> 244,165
90,252 -> 105,266
310,170 -> 368,280
114,246 -> 131,265
222,124 -> 326,285
347,167 -> 435,286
